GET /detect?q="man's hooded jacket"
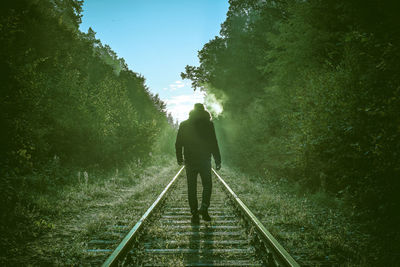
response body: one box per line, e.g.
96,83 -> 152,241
175,106 -> 221,166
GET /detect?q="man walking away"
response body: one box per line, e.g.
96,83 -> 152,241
175,103 -> 221,224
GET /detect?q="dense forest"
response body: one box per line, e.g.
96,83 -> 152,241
0,0 -> 176,257
183,0 -> 400,261
0,0 -> 175,172
0,0 -> 175,170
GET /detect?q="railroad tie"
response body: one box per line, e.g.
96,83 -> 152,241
135,174 -> 263,267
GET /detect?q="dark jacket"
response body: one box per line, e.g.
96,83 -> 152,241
175,109 -> 221,166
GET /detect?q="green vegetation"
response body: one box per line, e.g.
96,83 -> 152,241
0,156 -> 178,266
0,0 -> 176,263
182,0 -> 400,264
220,168 -> 372,265
0,0 -> 174,172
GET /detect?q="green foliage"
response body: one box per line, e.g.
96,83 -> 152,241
0,4 -> 177,262
0,0 -> 173,171
182,0 -> 400,263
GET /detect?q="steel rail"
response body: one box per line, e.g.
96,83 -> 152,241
102,166 -> 185,267
212,168 -> 300,267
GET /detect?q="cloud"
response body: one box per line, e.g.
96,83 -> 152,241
169,80 -> 185,91
165,91 -> 205,122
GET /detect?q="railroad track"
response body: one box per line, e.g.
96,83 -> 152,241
87,167 -> 299,266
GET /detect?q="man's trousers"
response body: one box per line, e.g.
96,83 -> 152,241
185,161 -> 212,215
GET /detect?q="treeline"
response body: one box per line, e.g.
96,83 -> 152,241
0,0 -> 174,173
183,0 -> 399,260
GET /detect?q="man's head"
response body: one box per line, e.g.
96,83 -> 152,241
189,103 -> 211,121
194,103 -> 205,111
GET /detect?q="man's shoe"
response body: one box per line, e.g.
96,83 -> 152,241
191,214 -> 200,224
199,208 -> 211,221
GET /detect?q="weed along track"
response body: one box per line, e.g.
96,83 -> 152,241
88,167 -> 299,266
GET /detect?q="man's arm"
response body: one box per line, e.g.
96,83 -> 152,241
175,123 -> 184,165
210,122 -> 221,169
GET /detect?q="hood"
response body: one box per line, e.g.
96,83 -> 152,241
189,109 -> 211,122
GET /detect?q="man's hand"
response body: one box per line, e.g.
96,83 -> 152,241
215,163 -> 221,171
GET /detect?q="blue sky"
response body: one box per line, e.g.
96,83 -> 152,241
79,0 -> 229,122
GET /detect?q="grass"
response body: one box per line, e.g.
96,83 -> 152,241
1,159 -> 381,266
217,167 -> 374,266
0,155 -> 180,266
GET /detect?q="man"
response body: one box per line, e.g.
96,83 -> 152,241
175,103 -> 221,224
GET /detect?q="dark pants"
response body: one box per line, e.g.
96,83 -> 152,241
185,161 -> 212,215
